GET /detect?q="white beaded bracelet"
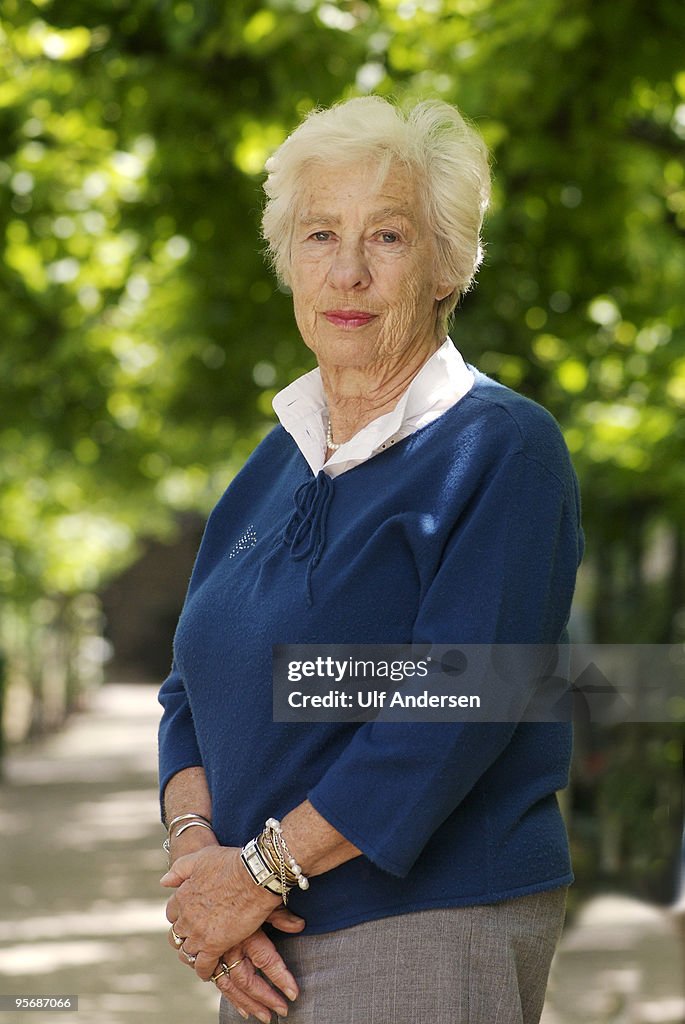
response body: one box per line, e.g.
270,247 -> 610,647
240,818 -> 311,905
265,818 -> 310,892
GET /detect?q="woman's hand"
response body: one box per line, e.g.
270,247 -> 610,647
166,909 -> 304,1021
161,845 -> 283,980
208,910 -> 304,1023
167,824 -> 220,867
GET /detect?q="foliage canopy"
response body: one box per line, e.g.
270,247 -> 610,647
1,0 -> 684,900
1,0 -> 683,615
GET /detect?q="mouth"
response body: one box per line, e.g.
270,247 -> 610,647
322,310 -> 377,329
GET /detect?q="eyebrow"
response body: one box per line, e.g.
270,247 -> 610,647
297,206 -> 417,226
298,215 -> 337,226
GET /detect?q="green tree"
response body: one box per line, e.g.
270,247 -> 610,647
1,0 -> 683,897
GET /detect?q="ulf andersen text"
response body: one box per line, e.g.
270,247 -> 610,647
287,690 -> 481,709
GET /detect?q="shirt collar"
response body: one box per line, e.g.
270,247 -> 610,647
272,337 -> 474,477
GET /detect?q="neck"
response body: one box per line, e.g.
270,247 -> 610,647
322,338 -> 441,447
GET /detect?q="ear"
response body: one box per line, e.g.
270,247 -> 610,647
435,283 -> 454,302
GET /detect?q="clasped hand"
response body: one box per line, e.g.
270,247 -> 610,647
162,846 -> 304,1020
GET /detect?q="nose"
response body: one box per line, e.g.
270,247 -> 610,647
326,240 -> 371,290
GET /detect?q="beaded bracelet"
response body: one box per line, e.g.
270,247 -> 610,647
260,832 -> 299,886
240,818 -> 310,905
265,818 -> 310,894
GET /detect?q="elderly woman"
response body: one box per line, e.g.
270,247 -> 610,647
158,96 -> 583,1024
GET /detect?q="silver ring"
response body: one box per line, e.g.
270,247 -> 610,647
181,947 -> 197,965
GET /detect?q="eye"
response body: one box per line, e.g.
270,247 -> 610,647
310,231 -> 332,242
377,231 -> 400,244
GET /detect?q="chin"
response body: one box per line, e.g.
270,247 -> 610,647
319,347 -> 378,370
308,333 -> 377,365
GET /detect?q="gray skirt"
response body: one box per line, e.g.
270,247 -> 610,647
220,886 -> 567,1024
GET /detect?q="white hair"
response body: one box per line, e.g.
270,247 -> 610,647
261,96 -> 491,330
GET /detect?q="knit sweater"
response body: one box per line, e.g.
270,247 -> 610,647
158,368 -> 584,933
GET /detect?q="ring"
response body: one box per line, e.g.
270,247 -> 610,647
210,962 -> 230,983
210,957 -> 244,983
170,924 -> 185,949
181,947 -> 197,965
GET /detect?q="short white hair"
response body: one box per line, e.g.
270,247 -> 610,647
261,96 -> 491,330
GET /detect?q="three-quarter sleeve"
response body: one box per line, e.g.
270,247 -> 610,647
158,658 -> 203,811
307,451 -> 583,877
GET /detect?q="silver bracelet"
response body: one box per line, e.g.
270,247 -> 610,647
174,819 -> 214,839
163,813 -> 214,867
166,812 -> 212,835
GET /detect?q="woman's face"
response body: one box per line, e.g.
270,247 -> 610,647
289,160 -> 451,373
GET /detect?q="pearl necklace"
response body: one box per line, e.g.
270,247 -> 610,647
326,419 -> 342,451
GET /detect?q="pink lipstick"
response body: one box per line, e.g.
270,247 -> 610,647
323,310 -> 376,329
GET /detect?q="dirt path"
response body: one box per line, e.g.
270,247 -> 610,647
0,684 -> 217,1024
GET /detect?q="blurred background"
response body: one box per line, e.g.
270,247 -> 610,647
0,0 -> 684,1020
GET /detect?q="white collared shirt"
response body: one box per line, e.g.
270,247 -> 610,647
272,337 -> 474,478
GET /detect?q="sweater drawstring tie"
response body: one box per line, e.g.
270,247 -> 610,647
282,471 -> 334,604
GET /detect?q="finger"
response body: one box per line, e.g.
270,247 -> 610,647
219,996 -> 250,1023
266,907 -> 306,933
165,895 -> 179,923
164,933 -> 184,954
194,949 -> 224,982
217,959 -> 289,1022
169,913 -> 195,961
160,850 -> 198,887
244,931 -> 299,1002
218,983 -> 275,1024
167,924 -> 186,952
160,865 -> 186,887
179,943 -> 200,970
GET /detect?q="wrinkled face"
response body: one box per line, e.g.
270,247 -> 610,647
289,160 -> 450,372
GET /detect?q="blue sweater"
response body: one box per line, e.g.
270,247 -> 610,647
158,369 -> 583,932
